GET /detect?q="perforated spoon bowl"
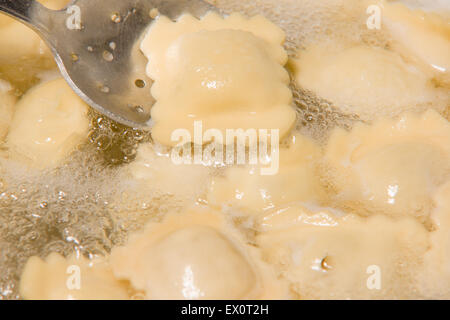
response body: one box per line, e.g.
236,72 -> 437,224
0,0 -> 217,128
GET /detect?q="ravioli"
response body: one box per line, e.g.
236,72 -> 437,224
208,134 -> 325,214
292,44 -> 445,120
420,182 -> 450,298
6,78 -> 89,168
0,79 -> 16,140
256,204 -> 429,299
0,0 -> 70,90
128,143 -> 211,204
381,0 -> 450,87
3,0 -> 450,301
323,110 -> 450,223
20,253 -> 130,300
110,206 -> 288,299
140,12 -> 296,146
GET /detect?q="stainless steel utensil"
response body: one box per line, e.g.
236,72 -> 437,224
0,0 -> 217,128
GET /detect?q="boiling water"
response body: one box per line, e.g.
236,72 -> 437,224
0,0 -> 448,299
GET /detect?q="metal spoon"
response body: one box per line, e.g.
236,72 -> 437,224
0,0 -> 217,129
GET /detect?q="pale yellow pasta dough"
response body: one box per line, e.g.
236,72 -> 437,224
141,12 -> 296,146
257,204 -> 429,299
420,182 -> 450,298
380,0 -> 450,86
0,0 -> 70,89
6,78 -> 89,168
0,79 -> 16,140
128,143 -> 211,204
20,253 -> 130,300
324,110 -> 450,222
293,44 -> 445,120
208,134 -> 326,214
110,206 -> 289,300
3,0 -> 449,302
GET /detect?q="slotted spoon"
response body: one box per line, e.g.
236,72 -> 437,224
0,0 -> 217,128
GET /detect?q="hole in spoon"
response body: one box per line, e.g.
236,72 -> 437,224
71,53 -> 79,62
135,79 -> 146,88
149,8 -> 159,19
111,12 -> 121,23
99,85 -> 110,93
103,50 -> 114,62
134,106 -> 144,113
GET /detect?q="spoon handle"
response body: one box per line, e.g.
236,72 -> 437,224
0,0 -> 51,34
0,0 -> 38,22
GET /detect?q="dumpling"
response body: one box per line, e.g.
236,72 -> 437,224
20,253 -> 130,300
0,79 -> 16,140
141,12 -> 296,146
6,78 -> 89,168
420,182 -> 450,298
0,0 -> 71,90
380,0 -> 450,87
292,44 -> 446,120
127,143 -> 211,204
110,206 -> 289,299
256,204 -> 429,299
208,134 -> 325,214
323,109 -> 450,223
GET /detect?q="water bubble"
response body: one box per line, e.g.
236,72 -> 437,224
58,191 -> 67,201
39,201 -> 48,209
94,135 -> 113,151
0,179 -> 6,192
321,256 -> 334,271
